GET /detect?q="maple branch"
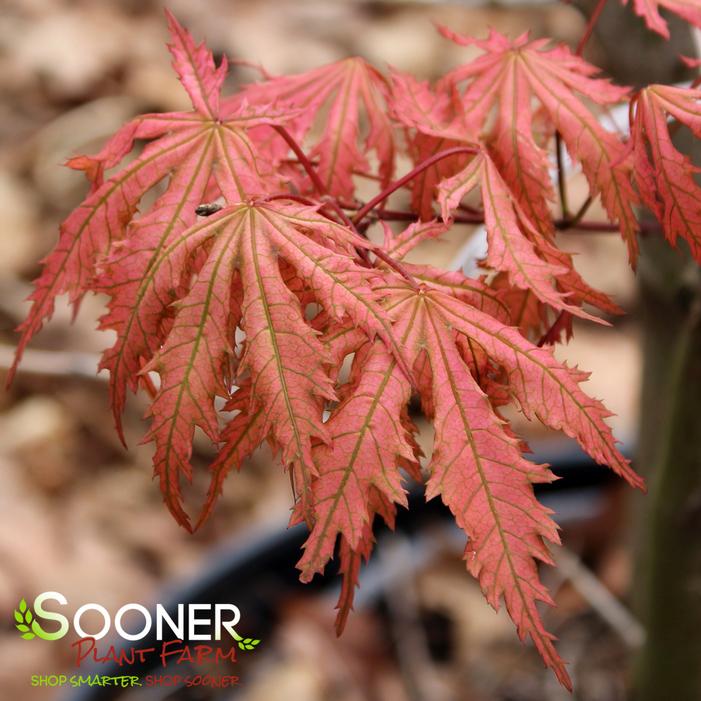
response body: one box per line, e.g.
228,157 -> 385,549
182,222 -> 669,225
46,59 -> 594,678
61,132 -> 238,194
567,196 -> 594,228
283,158 -> 388,189
271,127 -> 366,229
576,0 -> 608,56
372,248 -> 421,291
268,127 -> 426,291
269,127 -> 374,265
557,218 -> 659,234
352,146 -> 479,225
272,125 -> 328,196
372,209 -> 422,222
369,207 -> 653,234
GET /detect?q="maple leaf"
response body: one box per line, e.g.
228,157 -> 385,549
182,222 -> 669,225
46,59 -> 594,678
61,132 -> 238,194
397,263 -> 513,322
418,287 -> 642,490
242,58 -> 395,199
389,66 -> 625,326
135,200 -> 396,528
334,527 -> 373,636
632,84 -> 701,262
10,12 -> 295,433
294,270 -> 642,685
427,28 -> 639,263
622,0 -> 701,38
391,64 -> 554,235
368,278 -> 566,684
368,277 -> 642,687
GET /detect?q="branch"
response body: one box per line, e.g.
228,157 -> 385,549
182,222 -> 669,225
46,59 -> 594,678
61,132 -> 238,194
370,207 -> 659,235
372,248 -> 421,291
269,127 -> 375,267
576,0 -> 608,56
272,125 -> 328,197
270,125 -> 427,290
567,196 -> 594,228
352,146 -> 479,225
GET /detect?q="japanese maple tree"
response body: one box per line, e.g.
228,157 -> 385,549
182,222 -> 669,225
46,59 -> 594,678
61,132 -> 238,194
10,4 -> 701,690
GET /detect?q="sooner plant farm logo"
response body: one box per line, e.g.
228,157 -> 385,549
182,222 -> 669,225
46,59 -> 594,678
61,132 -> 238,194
14,592 -> 260,650
14,591 -> 260,650
14,592 -> 260,689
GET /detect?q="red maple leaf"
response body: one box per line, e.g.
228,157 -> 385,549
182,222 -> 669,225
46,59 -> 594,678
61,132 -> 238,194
135,199 -> 396,529
392,28 -> 639,263
241,57 -> 395,200
302,273 -> 643,689
632,84 -> 701,262
9,11 -> 288,426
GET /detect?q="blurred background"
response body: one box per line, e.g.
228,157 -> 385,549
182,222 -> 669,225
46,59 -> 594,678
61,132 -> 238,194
1,1 -> 699,700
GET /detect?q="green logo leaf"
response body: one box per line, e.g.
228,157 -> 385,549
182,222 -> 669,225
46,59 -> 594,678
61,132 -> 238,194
237,636 -> 261,651
231,628 -> 261,651
14,599 -> 35,640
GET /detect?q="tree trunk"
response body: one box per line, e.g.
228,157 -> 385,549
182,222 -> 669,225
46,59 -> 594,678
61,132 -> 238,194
570,5 -> 701,699
634,232 -> 701,701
